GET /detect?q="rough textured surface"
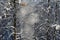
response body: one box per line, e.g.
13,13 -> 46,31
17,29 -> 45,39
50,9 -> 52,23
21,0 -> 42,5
0,0 -> 60,40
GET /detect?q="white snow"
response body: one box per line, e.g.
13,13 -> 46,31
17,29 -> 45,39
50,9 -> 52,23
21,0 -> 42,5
25,13 -> 39,25
0,16 -> 2,19
56,24 -> 60,30
19,0 -> 21,3
51,24 -> 60,30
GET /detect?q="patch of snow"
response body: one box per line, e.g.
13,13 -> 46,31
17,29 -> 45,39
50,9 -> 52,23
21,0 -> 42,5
25,13 -> 39,25
19,0 -> 21,3
56,24 -> 60,30
0,16 -> 2,19
51,24 -> 60,30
